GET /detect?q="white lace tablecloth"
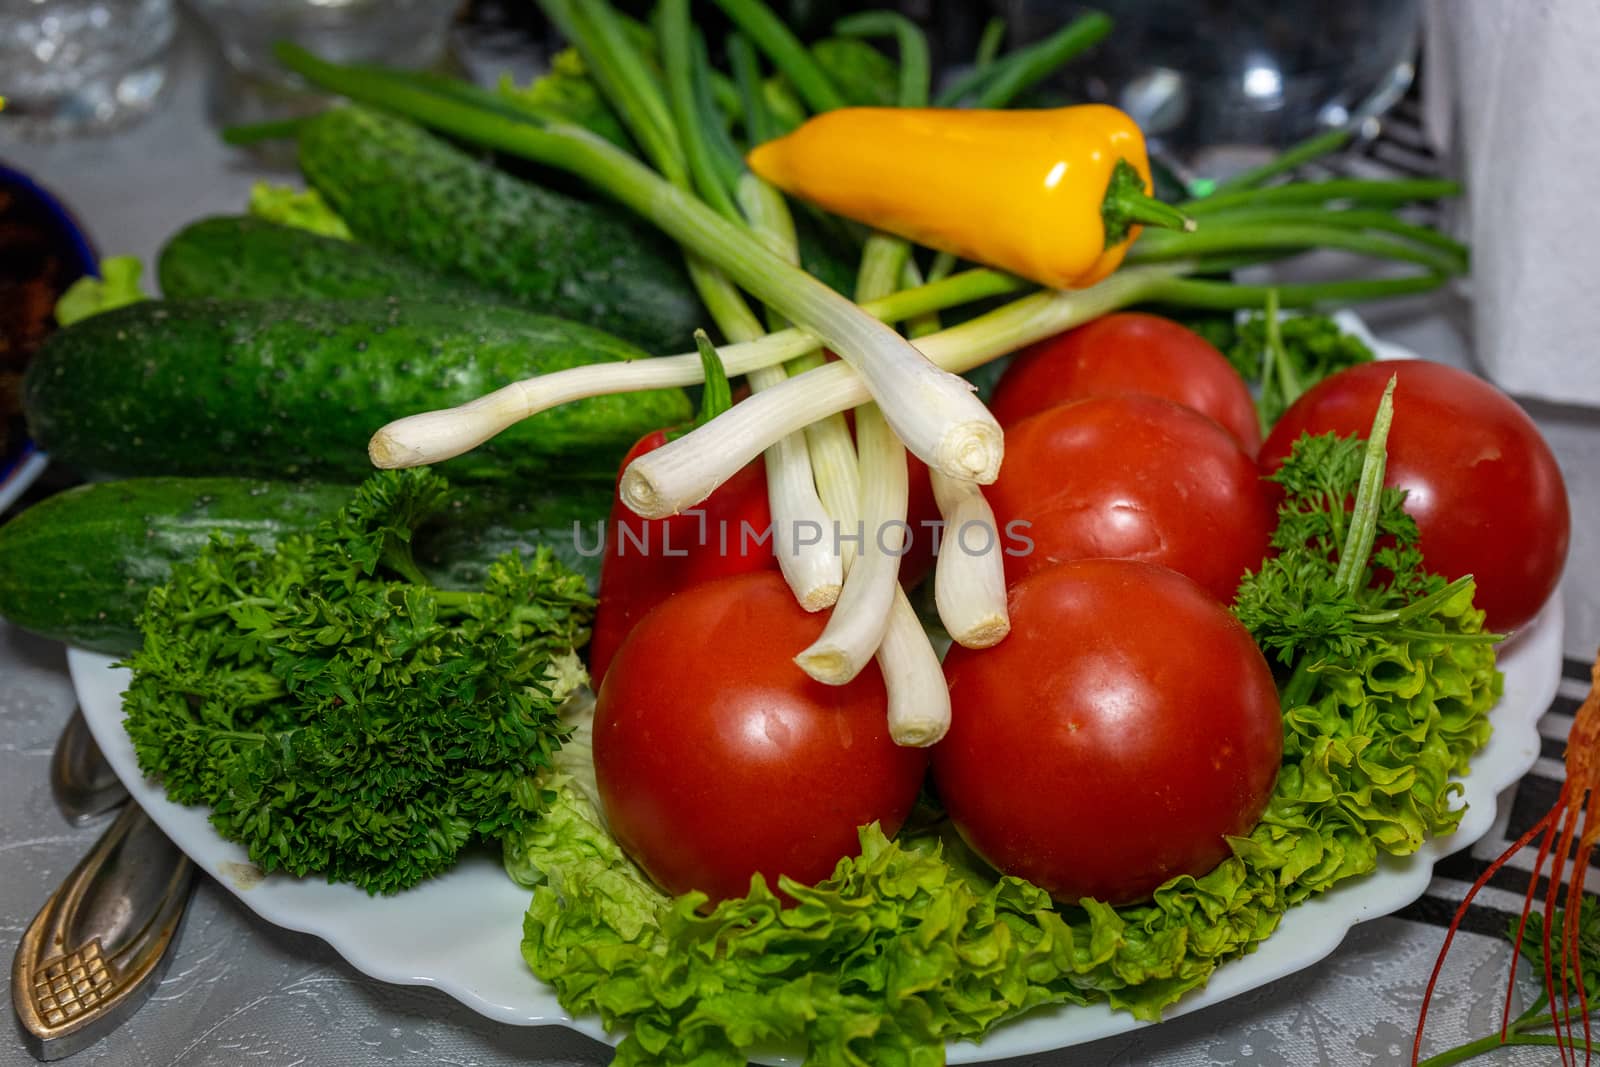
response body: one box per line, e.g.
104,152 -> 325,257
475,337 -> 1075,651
4,15 -> 1600,1067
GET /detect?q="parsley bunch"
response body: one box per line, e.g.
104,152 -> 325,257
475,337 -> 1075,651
121,469 -> 594,894
1233,377 -> 1498,707
1217,297 -> 1376,433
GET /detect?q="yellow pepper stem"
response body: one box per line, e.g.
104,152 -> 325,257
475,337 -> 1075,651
1101,159 -> 1196,246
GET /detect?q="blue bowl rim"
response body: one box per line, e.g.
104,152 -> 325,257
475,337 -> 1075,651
0,160 -> 100,277
0,161 -> 99,493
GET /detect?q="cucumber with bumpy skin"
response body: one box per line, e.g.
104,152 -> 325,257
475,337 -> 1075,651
297,106 -> 705,354
158,216 -> 507,305
23,298 -> 692,484
0,476 -> 611,655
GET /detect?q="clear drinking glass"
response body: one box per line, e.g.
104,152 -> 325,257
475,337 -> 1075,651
0,0 -> 175,137
1003,0 -> 1421,181
185,0 -> 460,87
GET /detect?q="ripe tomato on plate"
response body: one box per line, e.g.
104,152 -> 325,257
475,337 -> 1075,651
1260,359 -> 1570,634
933,558 -> 1283,906
593,571 -> 928,904
988,312 -> 1262,455
587,442 -> 776,687
984,394 -> 1274,603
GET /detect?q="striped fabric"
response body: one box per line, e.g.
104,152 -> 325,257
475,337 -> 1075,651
1399,657 -> 1597,939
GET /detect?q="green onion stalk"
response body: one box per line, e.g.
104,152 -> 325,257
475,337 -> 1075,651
554,0 -> 844,609
661,5 -> 947,739
731,4 -> 927,692
736,10 -> 997,739
722,14 -> 872,578
735,175 -> 953,743
837,214 -> 959,745
282,5 -> 1466,519
277,42 -> 1007,495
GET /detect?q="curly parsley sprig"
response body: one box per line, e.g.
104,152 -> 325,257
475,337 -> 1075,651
121,468 -> 594,894
1233,377 -> 1499,708
1208,295 -> 1377,434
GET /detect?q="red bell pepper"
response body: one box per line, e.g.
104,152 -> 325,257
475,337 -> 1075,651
588,334 -> 779,686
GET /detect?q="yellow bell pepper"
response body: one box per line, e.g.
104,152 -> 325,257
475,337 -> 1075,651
747,103 -> 1190,290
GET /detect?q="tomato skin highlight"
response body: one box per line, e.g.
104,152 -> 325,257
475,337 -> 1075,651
985,394 -> 1274,603
1259,359 -> 1570,634
988,312 -> 1262,455
933,559 -> 1283,906
593,571 -> 928,904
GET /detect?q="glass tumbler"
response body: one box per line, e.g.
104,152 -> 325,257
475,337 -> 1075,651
0,0 -> 175,136
185,0 -> 461,87
1002,0 -> 1421,182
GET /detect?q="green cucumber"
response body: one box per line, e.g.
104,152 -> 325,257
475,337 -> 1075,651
23,298 -> 691,484
0,476 -> 611,655
297,106 -> 705,354
158,216 -> 505,305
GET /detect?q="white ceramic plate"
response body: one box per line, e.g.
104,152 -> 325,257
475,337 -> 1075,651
68,596 -> 1563,1063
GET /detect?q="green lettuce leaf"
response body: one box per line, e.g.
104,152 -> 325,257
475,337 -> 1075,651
498,48 -> 633,150
248,182 -> 352,240
54,256 -> 148,326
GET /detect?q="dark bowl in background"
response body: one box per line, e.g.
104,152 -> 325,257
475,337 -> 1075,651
0,162 -> 97,514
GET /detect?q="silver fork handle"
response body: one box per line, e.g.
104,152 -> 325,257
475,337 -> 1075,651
50,707 -> 130,826
12,803 -> 195,1061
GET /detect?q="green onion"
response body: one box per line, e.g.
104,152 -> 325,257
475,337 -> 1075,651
1184,177 -> 1462,214
710,0 -> 846,113
796,222 -> 919,687
1334,376 -> 1398,595
975,11 -> 1112,108
365,268 -> 1020,471
1128,221 -> 1463,275
834,10 -> 931,111
1203,126 -> 1353,197
661,0 -> 841,610
277,43 -> 1006,490
880,589 -> 951,746
931,468 -> 1010,649
795,404 -> 907,684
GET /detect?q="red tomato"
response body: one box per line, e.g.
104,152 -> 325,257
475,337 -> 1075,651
988,312 -> 1262,455
594,571 -> 928,903
1260,360 -> 1569,634
933,559 -> 1283,905
588,435 -> 776,687
902,453 -> 939,587
985,394 -> 1274,603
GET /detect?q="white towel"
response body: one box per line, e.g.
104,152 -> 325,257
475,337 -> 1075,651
1424,0 -> 1600,407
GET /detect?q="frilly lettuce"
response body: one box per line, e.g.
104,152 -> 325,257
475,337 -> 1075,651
55,256 -> 147,326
